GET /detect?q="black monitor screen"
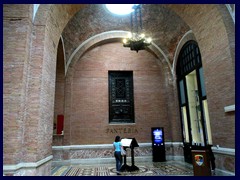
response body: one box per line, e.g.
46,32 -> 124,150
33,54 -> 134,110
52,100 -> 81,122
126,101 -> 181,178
152,127 -> 164,146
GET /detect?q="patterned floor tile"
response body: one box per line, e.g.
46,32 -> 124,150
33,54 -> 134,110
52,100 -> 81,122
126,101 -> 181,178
52,161 -> 194,176
52,166 -> 71,176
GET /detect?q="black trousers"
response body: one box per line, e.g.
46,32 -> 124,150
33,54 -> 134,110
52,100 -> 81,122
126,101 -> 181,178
114,151 -> 122,172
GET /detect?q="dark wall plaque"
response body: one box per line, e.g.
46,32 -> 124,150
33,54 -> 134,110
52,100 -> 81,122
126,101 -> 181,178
109,71 -> 134,123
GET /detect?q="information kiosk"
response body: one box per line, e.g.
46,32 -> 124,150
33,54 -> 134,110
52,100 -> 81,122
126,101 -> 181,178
151,127 -> 166,162
120,138 -> 139,172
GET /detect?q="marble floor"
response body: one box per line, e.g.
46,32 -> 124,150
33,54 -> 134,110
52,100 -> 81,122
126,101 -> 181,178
51,161 -> 195,176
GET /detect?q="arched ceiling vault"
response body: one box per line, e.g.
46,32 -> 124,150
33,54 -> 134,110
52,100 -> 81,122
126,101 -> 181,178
34,4 -> 234,77
60,4 -> 191,77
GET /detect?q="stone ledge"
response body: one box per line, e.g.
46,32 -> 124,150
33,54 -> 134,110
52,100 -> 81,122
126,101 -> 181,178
224,104 -> 235,112
3,155 -> 53,172
52,142 -> 183,150
212,147 -> 235,156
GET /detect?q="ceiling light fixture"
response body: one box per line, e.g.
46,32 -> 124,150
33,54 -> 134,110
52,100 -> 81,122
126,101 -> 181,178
123,4 -> 152,53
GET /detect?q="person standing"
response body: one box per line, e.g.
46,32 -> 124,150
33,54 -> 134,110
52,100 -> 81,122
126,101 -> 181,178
113,136 -> 123,175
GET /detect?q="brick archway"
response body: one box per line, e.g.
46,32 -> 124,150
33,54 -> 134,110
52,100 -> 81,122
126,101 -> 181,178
3,4 -> 235,175
65,30 -> 171,76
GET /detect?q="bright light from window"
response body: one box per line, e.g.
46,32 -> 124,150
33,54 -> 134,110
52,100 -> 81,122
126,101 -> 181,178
105,4 -> 137,15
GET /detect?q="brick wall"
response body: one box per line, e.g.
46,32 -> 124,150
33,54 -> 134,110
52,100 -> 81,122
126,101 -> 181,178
3,4 -> 33,164
3,4 -> 85,170
168,4 -> 235,148
63,42 -> 176,145
3,4 -> 235,175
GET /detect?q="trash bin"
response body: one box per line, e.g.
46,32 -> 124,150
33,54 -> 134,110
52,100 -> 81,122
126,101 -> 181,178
191,149 -> 211,176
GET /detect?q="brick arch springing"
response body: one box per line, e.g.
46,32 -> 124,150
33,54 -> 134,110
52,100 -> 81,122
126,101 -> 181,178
65,30 -> 171,77
172,30 -> 197,78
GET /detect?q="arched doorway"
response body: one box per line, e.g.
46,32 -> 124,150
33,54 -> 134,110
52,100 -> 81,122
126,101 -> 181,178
176,40 -> 212,163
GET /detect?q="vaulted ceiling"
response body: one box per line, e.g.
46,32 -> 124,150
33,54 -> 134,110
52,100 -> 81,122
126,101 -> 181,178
61,4 -> 190,67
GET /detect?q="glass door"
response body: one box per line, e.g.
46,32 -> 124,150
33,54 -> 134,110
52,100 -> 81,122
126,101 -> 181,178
176,40 -> 212,163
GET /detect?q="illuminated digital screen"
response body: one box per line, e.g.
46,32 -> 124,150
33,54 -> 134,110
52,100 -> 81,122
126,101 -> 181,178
152,128 -> 163,146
